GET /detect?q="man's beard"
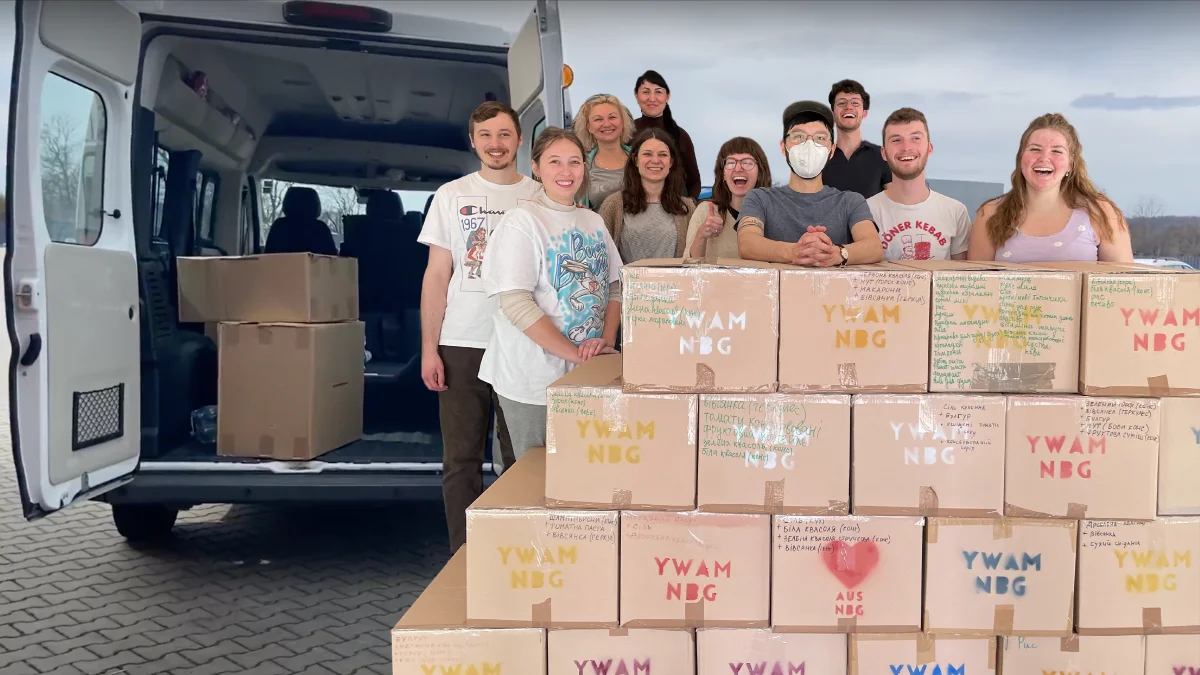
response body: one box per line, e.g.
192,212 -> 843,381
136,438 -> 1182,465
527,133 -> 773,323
889,158 -> 928,181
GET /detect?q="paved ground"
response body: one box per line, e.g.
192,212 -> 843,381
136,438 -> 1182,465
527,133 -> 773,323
0,335 -> 450,674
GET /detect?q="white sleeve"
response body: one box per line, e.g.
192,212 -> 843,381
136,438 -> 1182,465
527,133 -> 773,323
416,188 -> 451,249
481,211 -> 541,297
949,201 -> 972,255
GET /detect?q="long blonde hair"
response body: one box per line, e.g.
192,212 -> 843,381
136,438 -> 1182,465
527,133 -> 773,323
572,94 -> 635,153
986,113 -> 1126,247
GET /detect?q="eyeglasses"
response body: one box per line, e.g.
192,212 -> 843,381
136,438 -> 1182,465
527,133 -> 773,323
786,132 -> 832,146
723,158 -> 758,171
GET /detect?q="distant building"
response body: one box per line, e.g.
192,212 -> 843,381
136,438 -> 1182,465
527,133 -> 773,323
927,178 -> 1005,220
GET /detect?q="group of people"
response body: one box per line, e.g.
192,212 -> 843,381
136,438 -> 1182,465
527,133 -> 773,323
419,72 -> 1137,552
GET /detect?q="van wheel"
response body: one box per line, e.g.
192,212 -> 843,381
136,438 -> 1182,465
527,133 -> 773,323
112,504 -> 179,541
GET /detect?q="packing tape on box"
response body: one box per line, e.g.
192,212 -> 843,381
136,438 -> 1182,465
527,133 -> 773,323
684,599 -> 705,627
611,490 -> 633,507
696,363 -> 716,390
530,599 -> 552,628
763,480 -> 785,512
608,627 -> 629,637
926,520 -> 939,544
988,638 -> 997,669
993,605 -> 1015,634
916,633 -> 936,665
1143,607 -> 1163,634
1005,502 -> 1058,519
1060,635 -> 1079,652
848,635 -> 859,675
837,617 -> 856,632
838,363 -> 860,388
1148,375 -> 1170,397
828,499 -> 849,515
992,519 -> 1013,540
1066,502 -> 1088,519
919,486 -> 940,515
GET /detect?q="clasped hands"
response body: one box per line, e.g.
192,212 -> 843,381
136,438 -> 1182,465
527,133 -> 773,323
790,225 -> 843,267
577,336 -> 617,363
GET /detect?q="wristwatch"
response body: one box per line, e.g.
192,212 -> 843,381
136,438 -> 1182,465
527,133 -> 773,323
838,245 -> 849,267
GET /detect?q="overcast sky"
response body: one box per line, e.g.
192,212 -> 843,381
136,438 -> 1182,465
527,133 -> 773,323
3,0 -> 1199,216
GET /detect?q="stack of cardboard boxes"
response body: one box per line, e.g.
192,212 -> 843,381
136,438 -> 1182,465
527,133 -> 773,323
391,257 -> 1200,674
176,252 -> 365,461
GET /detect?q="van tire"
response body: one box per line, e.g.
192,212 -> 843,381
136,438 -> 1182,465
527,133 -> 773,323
112,504 -> 179,541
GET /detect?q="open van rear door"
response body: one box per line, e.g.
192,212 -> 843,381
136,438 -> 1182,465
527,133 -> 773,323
6,0 -> 143,518
508,0 -> 566,174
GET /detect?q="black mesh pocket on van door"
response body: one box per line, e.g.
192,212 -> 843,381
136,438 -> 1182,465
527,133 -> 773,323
72,383 -> 125,451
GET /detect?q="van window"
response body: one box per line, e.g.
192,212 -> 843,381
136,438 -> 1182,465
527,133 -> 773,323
194,171 -> 219,244
39,73 -> 107,246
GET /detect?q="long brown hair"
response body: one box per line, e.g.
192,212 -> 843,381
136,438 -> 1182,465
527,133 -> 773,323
985,113 -> 1126,247
709,137 -> 772,219
620,127 -> 688,216
531,126 -> 589,200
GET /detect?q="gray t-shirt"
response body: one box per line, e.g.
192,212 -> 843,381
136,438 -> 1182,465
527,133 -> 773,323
735,186 -> 875,246
619,202 -> 677,264
588,165 -> 624,213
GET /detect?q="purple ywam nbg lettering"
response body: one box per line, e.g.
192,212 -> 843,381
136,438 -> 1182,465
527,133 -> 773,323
574,659 -> 651,675
1172,667 -> 1200,675
728,663 -> 805,675
890,665 -> 965,675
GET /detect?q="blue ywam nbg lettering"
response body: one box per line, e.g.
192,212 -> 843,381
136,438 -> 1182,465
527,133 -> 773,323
890,665 -> 965,675
962,551 -> 1042,597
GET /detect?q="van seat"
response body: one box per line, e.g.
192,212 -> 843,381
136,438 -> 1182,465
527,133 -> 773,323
264,187 -> 338,256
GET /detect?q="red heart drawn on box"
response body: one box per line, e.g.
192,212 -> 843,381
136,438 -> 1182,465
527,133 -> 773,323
820,540 -> 879,588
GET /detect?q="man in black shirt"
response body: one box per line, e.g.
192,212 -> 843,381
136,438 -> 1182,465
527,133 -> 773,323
823,79 -> 892,199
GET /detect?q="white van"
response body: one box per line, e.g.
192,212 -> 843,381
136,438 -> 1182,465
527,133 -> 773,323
5,0 -> 571,539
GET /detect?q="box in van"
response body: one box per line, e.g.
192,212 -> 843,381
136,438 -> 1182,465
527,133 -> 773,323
217,320 -> 364,460
177,253 -> 358,324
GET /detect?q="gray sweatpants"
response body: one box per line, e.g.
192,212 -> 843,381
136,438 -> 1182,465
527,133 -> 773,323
495,395 -> 547,473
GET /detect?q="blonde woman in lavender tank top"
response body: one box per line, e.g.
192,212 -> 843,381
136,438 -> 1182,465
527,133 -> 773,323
967,113 -> 1133,264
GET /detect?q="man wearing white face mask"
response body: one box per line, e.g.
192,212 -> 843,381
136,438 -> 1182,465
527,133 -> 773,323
736,101 -> 883,267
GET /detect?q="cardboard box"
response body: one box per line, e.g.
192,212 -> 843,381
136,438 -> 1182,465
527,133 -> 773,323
620,258 -> 779,393
547,629 -> 693,675
1035,262 -> 1200,397
851,394 -> 1006,516
1159,398 -> 1200,515
772,516 -> 925,632
777,263 -> 932,393
217,321 -> 364,460
1077,518 -> 1200,634
998,635 -> 1145,675
697,394 -> 850,514
391,546 -> 547,675
620,511 -> 770,628
892,260 -> 1082,393
850,635 -> 996,675
924,517 -> 1077,636
545,355 -> 697,510
465,449 -> 619,628
1004,395 -> 1160,520
697,630 -> 847,675
1145,634 -> 1200,675
177,253 -> 358,323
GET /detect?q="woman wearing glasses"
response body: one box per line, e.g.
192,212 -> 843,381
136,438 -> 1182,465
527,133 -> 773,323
685,137 -> 773,258
572,93 -> 636,211
598,127 -> 696,264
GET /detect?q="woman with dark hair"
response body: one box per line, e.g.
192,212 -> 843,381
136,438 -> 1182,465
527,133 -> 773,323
597,127 -> 696,264
633,70 -> 702,200
685,136 -> 773,259
968,113 -> 1132,263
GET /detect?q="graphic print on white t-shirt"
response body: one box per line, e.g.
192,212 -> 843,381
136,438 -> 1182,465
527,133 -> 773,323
456,195 -> 525,293
548,229 -> 612,344
869,190 -> 971,262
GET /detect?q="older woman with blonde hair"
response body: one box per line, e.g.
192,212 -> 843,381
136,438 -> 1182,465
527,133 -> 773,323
573,93 -> 636,211
968,113 -> 1132,263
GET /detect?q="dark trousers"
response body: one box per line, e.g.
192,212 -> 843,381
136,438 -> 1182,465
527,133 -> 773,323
438,345 -> 515,553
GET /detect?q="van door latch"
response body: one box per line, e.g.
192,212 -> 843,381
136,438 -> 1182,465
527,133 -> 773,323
14,280 -> 39,311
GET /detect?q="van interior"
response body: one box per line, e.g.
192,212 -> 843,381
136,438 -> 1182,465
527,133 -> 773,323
134,24 -> 512,467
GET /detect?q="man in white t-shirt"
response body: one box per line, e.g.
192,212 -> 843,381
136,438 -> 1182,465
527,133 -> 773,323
417,101 -> 539,553
867,108 -> 971,261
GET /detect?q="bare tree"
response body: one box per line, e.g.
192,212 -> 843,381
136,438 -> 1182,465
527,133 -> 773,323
315,186 -> 363,242
1132,196 -> 1165,219
259,179 -> 296,225
40,114 -> 81,239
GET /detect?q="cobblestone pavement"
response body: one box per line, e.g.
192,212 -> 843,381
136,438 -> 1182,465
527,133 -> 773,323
0,339 -> 450,674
